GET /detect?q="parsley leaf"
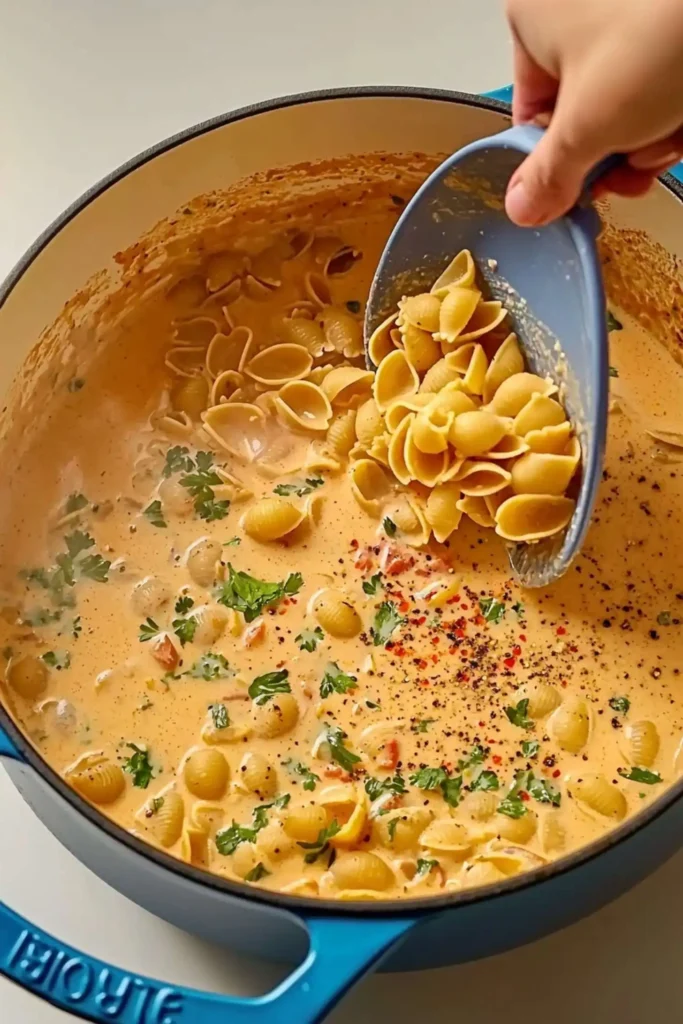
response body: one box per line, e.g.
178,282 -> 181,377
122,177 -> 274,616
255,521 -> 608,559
456,745 -> 488,771
23,607 -> 61,627
224,536 -> 241,547
273,477 -> 324,497
123,743 -> 154,788
362,573 -> 383,596
618,766 -> 662,785
657,611 -> 672,626
371,601 -> 405,646
65,492 -> 89,515
387,818 -> 400,842
365,699 -> 382,710
512,600 -> 525,618
215,564 -> 303,622
521,739 -> 540,759
143,500 -> 167,528
139,617 -> 160,642
186,653 -> 232,681
364,773 -> 406,801
244,862 -> 270,883
440,776 -> 464,807
416,858 -> 439,878
215,796 -> 290,855
298,819 -> 341,863
248,669 -> 291,705
172,616 -> 197,646
609,696 -> 630,714
64,531 -> 94,559
498,793 -> 527,818
150,797 -> 164,814
479,597 -> 506,624
210,703 -> 230,729
175,595 -> 194,615
504,698 -> 534,730
320,661 -> 358,698
410,766 -> 449,790
163,446 -> 194,478
41,649 -> 71,670
607,310 -> 623,332
411,718 -> 436,734
383,517 -> 397,537
295,626 -> 324,652
470,770 -> 500,792
179,450 -> 229,521
284,759 -> 320,791
525,774 -> 561,806
252,794 -> 291,830
325,725 -> 361,772
78,553 -> 111,583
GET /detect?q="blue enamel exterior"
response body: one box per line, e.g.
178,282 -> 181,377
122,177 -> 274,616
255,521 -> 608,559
1,84 -> 683,1024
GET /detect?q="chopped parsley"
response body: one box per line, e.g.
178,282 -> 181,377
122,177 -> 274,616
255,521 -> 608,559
362,573 -> 383,596
479,597 -> 505,624
364,773 -> 406,801
456,744 -> 488,771
325,725 -> 361,772
248,669 -> 291,705
186,653 -> 232,681
224,536 -> 241,547
607,310 -> 623,332
371,601 -> 405,646
512,601 -> 525,618
618,766 -> 662,784
498,793 -> 527,818
172,616 -> 197,647
174,595 -> 194,616
295,626 -> 324,652
504,698 -> 534,730
387,817 -> 400,842
320,661 -> 358,698
138,617 -> 161,642
22,531 -> 111,607
365,699 -> 382,711
215,564 -> 303,622
123,743 -> 154,788
657,611 -> 672,626
67,377 -> 85,392
609,696 -> 630,714
470,770 -> 500,792
215,796 -> 290,855
284,759 -> 320,791
65,492 -> 89,515
410,766 -> 463,807
143,500 -> 167,528
298,820 -> 341,864
41,649 -> 71,671
609,366 -> 619,378
521,739 -> 540,759
252,794 -> 291,830
273,477 -> 324,497
150,797 -> 164,814
518,770 -> 561,807
23,607 -> 61,627
382,517 -> 397,537
411,718 -> 436,734
346,300 -> 361,314
244,862 -> 270,883
210,703 -> 230,729
163,446 -> 194,478
416,858 -> 439,878
177,450 -> 229,521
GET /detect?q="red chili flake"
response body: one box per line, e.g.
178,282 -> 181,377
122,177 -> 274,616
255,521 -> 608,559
431,653 -> 439,664
519,634 -> 527,642
492,755 -> 502,765
378,738 -> 399,771
455,627 -> 465,639
513,644 -> 522,657
431,635 -> 440,645
569,644 -> 578,653
561,679 -> 568,687
416,616 -> 426,626
394,646 -> 406,657
504,656 -> 516,669
419,679 -> 431,687
460,603 -> 469,611
552,769 -> 561,778
415,568 -> 430,577
520,791 -> 530,801
460,673 -> 469,682
350,539 -> 359,549
283,598 -> 291,606
479,721 -> 486,728
399,600 -> 410,614
556,626 -> 567,636
416,658 -> 428,670
278,607 -> 287,615
448,646 -> 458,655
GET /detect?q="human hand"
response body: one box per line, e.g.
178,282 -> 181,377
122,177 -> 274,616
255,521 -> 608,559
504,0 -> 683,226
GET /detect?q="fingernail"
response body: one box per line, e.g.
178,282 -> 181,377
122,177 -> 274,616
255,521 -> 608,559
505,180 -> 546,226
630,150 -> 681,170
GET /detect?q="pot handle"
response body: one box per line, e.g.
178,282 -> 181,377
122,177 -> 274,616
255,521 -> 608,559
0,729 -> 414,1023
482,85 -> 683,184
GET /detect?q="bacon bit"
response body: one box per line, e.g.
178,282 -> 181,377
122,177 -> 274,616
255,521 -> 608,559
513,645 -> 522,657
519,634 -> 527,642
382,552 -> 414,576
556,626 -> 567,636
378,738 -> 399,771
324,765 -> 342,779
354,554 -> 374,571
350,539 -> 359,549
561,679 -> 568,687
520,790 -> 530,801
492,754 -> 502,765
552,769 -> 561,778
278,607 -> 287,615
399,600 -> 411,614
504,656 -> 516,669
151,634 -> 179,671
418,679 -> 431,687
460,603 -> 469,611
431,635 -> 440,645
243,620 -> 266,648
394,645 -> 406,657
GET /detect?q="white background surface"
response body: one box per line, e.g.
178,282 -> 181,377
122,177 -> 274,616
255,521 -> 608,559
1,2 -> 682,1022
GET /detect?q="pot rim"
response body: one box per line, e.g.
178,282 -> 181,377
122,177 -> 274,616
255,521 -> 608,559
2,84 -> 683,920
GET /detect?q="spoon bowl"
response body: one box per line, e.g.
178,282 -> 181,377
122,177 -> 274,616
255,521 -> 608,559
365,124 -> 611,588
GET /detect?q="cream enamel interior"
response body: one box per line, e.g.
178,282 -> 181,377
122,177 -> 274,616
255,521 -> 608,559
1,95 -> 683,904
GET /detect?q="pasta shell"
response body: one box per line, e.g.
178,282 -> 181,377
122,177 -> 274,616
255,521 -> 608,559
489,373 -> 556,417
398,292 -> 441,333
436,287 -> 480,344
304,271 -> 332,307
525,421 -> 573,454
570,773 -> 627,820
250,246 -> 283,287
206,327 -> 254,378
66,753 -> 125,805
313,589 -> 362,638
202,403 -> 267,461
284,804 -> 330,843
275,380 -> 333,433
167,274 -> 207,310
368,313 -> 399,367
355,398 -> 385,448
514,393 -> 567,435
495,494 -> 575,541
412,409 -> 452,454
430,250 -> 476,293
419,819 -> 472,859
482,333 -> 525,403
373,350 -> 420,412
201,277 -> 242,312
183,748 -> 230,800
325,246 -> 361,277
157,475 -> 195,517
190,603 -> 229,646
331,852 -> 394,891
237,752 -> 277,797
387,414 -> 413,485
622,720 -> 660,767
462,861 -> 507,888
482,431 -> 529,460
457,494 -> 494,528
350,458 -> 393,516
171,376 -> 209,420
326,410 -> 357,457
210,369 -> 244,406
278,317 -> 329,357
283,230 -> 313,260
256,820 -> 296,861
6,654 -> 49,699
319,306 -> 363,358
144,790 -> 185,848
322,366 -> 374,408
548,697 -> 591,753
173,316 -> 220,346
491,810 -> 537,844
511,450 -> 579,496
514,681 -> 562,719
480,843 -> 545,875
186,537 -> 222,587
251,693 -> 299,738
243,273 -> 275,301
541,813 -> 566,854
445,343 -> 488,394
165,346 -> 206,378
426,482 -> 464,542
384,394 -> 432,433
231,841 -> 260,880
449,410 -> 508,457
456,461 -> 512,497
242,497 -> 305,543
131,575 -> 171,617
404,422 -> 449,486
456,300 -> 506,344
205,251 -> 244,292
329,798 -> 368,848
244,344 -> 312,386
376,807 -> 432,852
399,322 -> 441,374
460,790 -> 498,822
420,357 -> 462,394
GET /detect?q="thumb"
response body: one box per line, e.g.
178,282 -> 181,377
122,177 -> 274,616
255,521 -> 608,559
505,94 -> 605,226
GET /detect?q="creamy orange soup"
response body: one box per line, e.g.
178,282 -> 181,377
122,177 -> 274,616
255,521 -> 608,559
1,186 -> 682,902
